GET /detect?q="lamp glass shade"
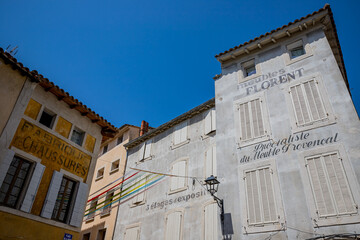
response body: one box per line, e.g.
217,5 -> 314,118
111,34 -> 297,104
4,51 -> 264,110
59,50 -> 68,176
205,175 -> 220,195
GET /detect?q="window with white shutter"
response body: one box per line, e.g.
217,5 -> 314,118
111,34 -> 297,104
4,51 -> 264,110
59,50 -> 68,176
101,191 -> 114,215
169,160 -> 187,193
299,145 -> 360,227
204,146 -> 216,179
70,182 -> 89,227
124,224 -> 140,240
239,159 -> 285,233
306,152 -> 357,217
139,140 -> 152,161
87,199 -> 97,221
165,210 -> 183,240
204,109 -> 216,135
41,171 -> 64,219
203,202 -> 218,240
173,122 -> 189,147
132,175 -> 147,206
235,94 -> 270,147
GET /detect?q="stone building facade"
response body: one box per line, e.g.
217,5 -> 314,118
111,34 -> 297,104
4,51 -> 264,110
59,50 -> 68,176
81,124 -> 140,240
112,99 -> 218,240
0,49 -> 116,240
214,4 -> 360,240
111,5 -> 360,240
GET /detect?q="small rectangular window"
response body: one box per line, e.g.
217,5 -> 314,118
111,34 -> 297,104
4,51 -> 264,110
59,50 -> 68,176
117,135 -> 123,145
103,145 -> 108,154
96,167 -> 104,180
132,175 -> 147,205
71,128 -> 85,146
97,229 -> 106,240
139,140 -> 152,161
39,109 -> 56,129
173,122 -> 188,146
287,40 -> 305,59
82,233 -> 91,240
204,109 -> 216,135
111,159 -> 120,173
87,199 -> 97,220
0,156 -> 32,208
124,225 -> 140,240
242,59 -> 256,77
51,177 -> 76,223
170,160 -> 187,193
102,191 -> 114,215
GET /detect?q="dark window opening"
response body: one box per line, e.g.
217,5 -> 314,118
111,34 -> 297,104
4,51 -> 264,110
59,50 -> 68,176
39,110 -> 56,129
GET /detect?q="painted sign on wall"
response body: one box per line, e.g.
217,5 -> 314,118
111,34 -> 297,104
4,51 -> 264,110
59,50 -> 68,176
10,119 -> 91,178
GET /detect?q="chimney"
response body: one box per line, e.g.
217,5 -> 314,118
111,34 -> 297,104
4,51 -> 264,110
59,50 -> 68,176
140,120 -> 149,136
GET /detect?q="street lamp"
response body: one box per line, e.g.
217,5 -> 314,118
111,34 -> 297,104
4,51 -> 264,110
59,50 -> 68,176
205,175 -> 225,229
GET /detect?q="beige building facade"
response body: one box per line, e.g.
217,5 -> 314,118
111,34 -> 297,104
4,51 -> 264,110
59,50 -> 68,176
81,125 -> 140,240
0,48 -> 116,240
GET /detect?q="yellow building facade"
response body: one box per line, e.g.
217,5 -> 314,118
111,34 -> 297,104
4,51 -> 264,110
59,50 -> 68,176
0,49 -> 116,240
80,125 -> 140,240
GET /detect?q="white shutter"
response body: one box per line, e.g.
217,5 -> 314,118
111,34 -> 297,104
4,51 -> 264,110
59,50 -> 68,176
166,211 -> 182,240
41,171 -> 63,219
244,167 -> 277,225
70,182 -> 89,227
204,111 -> 212,135
180,122 -> 188,143
211,109 -> 216,131
0,149 -> 15,187
139,143 -> 145,161
239,99 -> 265,141
20,162 -> 45,212
212,146 -> 217,177
177,161 -> 186,189
204,203 -> 218,240
174,124 -> 182,145
124,226 -> 140,240
205,148 -> 213,178
170,163 -> 179,191
143,140 -> 152,159
133,176 -> 146,204
306,152 -> 357,218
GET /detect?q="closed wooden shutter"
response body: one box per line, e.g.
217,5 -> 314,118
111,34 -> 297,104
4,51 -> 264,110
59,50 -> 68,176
290,80 -> 327,126
306,152 -> 357,218
144,140 -> 152,159
165,211 -> 182,240
124,226 -> 140,240
238,98 -> 265,141
70,182 -> 89,227
20,162 -> 45,213
139,143 -> 145,161
204,203 -> 218,240
244,167 -> 277,225
205,146 -> 216,178
205,109 -> 216,135
41,171 -> 63,219
133,176 -> 146,204
170,161 -> 186,191
174,122 -> 187,145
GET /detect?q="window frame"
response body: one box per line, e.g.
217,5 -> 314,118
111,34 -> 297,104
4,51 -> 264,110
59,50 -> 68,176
101,190 -> 114,216
169,158 -> 188,194
164,208 -> 184,240
204,145 -> 217,180
131,175 -> 148,207
171,121 -> 190,149
139,139 -> 152,162
284,74 -> 335,133
284,36 -> 313,65
203,108 -> 216,136
238,56 -> 262,83
238,159 -> 285,234
117,135 -> 124,145
86,199 -> 98,221
234,92 -> 272,148
110,159 -> 120,174
96,167 -> 105,181
124,223 -> 141,240
0,155 -> 34,209
38,108 -> 57,129
202,200 -> 219,240
70,126 -> 85,147
298,145 -> 360,227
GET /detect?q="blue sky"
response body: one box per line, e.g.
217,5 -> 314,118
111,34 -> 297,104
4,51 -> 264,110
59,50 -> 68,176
1,0 -> 359,128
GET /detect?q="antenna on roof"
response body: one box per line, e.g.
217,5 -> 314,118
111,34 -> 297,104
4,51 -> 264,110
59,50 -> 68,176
5,45 -> 19,56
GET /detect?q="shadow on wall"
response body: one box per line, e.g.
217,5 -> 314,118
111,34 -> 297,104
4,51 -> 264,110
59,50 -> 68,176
222,213 -> 234,240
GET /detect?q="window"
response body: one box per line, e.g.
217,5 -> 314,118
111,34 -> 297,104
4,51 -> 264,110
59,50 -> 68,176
103,145 -> 108,154
139,140 -> 152,161
173,121 -> 188,147
235,94 -> 270,146
87,199 -> 97,220
243,59 -> 256,77
289,79 -> 327,127
165,210 -> 183,240
117,135 -> 123,145
203,202 -> 218,240
238,159 -> 285,233
102,191 -> 114,215
110,159 -> 120,173
288,40 -> 305,59
51,177 -> 76,223
71,127 -> 85,146
39,109 -> 56,129
97,229 -> 106,240
300,146 -> 360,227
124,224 -> 140,240
82,233 -> 91,240
132,175 -> 147,206
204,109 -> 216,135
170,160 -> 187,193
204,146 -> 216,179
96,167 -> 105,180
0,156 -> 32,208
